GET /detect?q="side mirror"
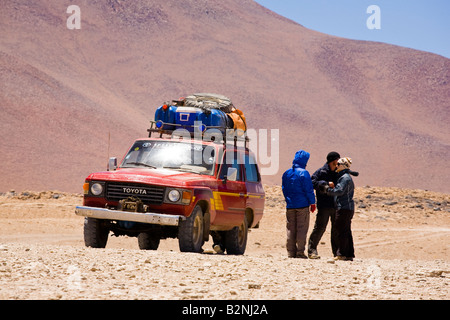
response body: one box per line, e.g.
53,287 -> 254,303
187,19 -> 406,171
108,157 -> 117,171
226,167 -> 237,182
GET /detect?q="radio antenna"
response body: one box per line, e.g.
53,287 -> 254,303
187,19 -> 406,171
107,131 -> 111,161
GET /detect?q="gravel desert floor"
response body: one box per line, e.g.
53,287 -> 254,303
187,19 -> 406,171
0,186 -> 448,300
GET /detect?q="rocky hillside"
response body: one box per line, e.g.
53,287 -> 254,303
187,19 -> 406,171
1,0 -> 449,193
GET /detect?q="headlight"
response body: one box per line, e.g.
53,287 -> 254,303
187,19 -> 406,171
90,183 -> 103,196
167,189 -> 181,202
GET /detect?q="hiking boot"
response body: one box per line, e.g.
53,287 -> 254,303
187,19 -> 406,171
296,253 -> 308,259
334,256 -> 353,261
308,252 -> 321,259
213,244 -> 224,254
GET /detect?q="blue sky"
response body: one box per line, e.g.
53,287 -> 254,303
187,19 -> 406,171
254,0 -> 450,58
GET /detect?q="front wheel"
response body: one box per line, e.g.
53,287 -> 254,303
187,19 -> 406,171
83,217 -> 109,248
178,205 -> 204,253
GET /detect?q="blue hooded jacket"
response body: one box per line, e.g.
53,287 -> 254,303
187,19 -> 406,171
282,150 -> 316,209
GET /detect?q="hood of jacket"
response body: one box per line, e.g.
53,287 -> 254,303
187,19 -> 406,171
292,150 -> 310,169
337,168 -> 350,177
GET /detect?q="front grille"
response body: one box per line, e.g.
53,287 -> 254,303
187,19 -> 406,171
106,182 -> 165,204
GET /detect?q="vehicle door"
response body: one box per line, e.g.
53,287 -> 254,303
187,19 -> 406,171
213,150 -> 246,227
243,152 -> 265,227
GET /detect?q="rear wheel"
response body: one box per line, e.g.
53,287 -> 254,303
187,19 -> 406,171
138,232 -> 160,250
178,205 -> 204,253
224,217 -> 248,255
83,217 -> 109,248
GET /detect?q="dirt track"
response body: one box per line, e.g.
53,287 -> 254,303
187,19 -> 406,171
0,186 -> 449,300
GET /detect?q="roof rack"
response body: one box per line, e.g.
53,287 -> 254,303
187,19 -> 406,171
147,120 -> 249,150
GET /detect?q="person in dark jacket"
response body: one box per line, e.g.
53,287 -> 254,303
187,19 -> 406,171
282,150 -> 316,258
307,151 -> 341,259
326,157 -> 356,261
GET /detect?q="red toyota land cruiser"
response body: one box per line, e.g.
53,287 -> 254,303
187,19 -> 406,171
75,133 -> 265,255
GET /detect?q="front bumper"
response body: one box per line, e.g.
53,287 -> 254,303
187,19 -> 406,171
75,206 -> 185,226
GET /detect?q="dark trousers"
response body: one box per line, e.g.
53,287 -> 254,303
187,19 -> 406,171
286,207 -> 310,257
335,209 -> 355,258
308,207 -> 338,256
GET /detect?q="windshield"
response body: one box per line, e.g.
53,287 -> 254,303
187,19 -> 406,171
120,140 -> 216,175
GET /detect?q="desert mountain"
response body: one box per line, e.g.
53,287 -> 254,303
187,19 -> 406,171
1,0 -> 449,193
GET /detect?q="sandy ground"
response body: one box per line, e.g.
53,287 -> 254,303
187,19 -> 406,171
0,186 -> 449,300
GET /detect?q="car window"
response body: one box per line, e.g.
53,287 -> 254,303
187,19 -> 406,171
219,151 -> 242,181
244,153 -> 260,182
120,140 -> 215,175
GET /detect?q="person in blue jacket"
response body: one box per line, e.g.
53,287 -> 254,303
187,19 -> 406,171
282,150 -> 316,258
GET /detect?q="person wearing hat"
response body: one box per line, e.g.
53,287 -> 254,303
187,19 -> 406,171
326,157 -> 356,261
307,151 -> 341,259
282,149 -> 316,258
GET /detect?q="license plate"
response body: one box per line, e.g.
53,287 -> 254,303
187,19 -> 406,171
122,201 -> 137,212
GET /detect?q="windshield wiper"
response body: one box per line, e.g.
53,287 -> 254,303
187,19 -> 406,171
163,166 -> 204,174
123,162 -> 157,169
163,165 -> 195,172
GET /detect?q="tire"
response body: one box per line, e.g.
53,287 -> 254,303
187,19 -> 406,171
138,232 -> 160,250
178,205 -> 204,253
224,217 -> 248,255
83,217 -> 109,248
